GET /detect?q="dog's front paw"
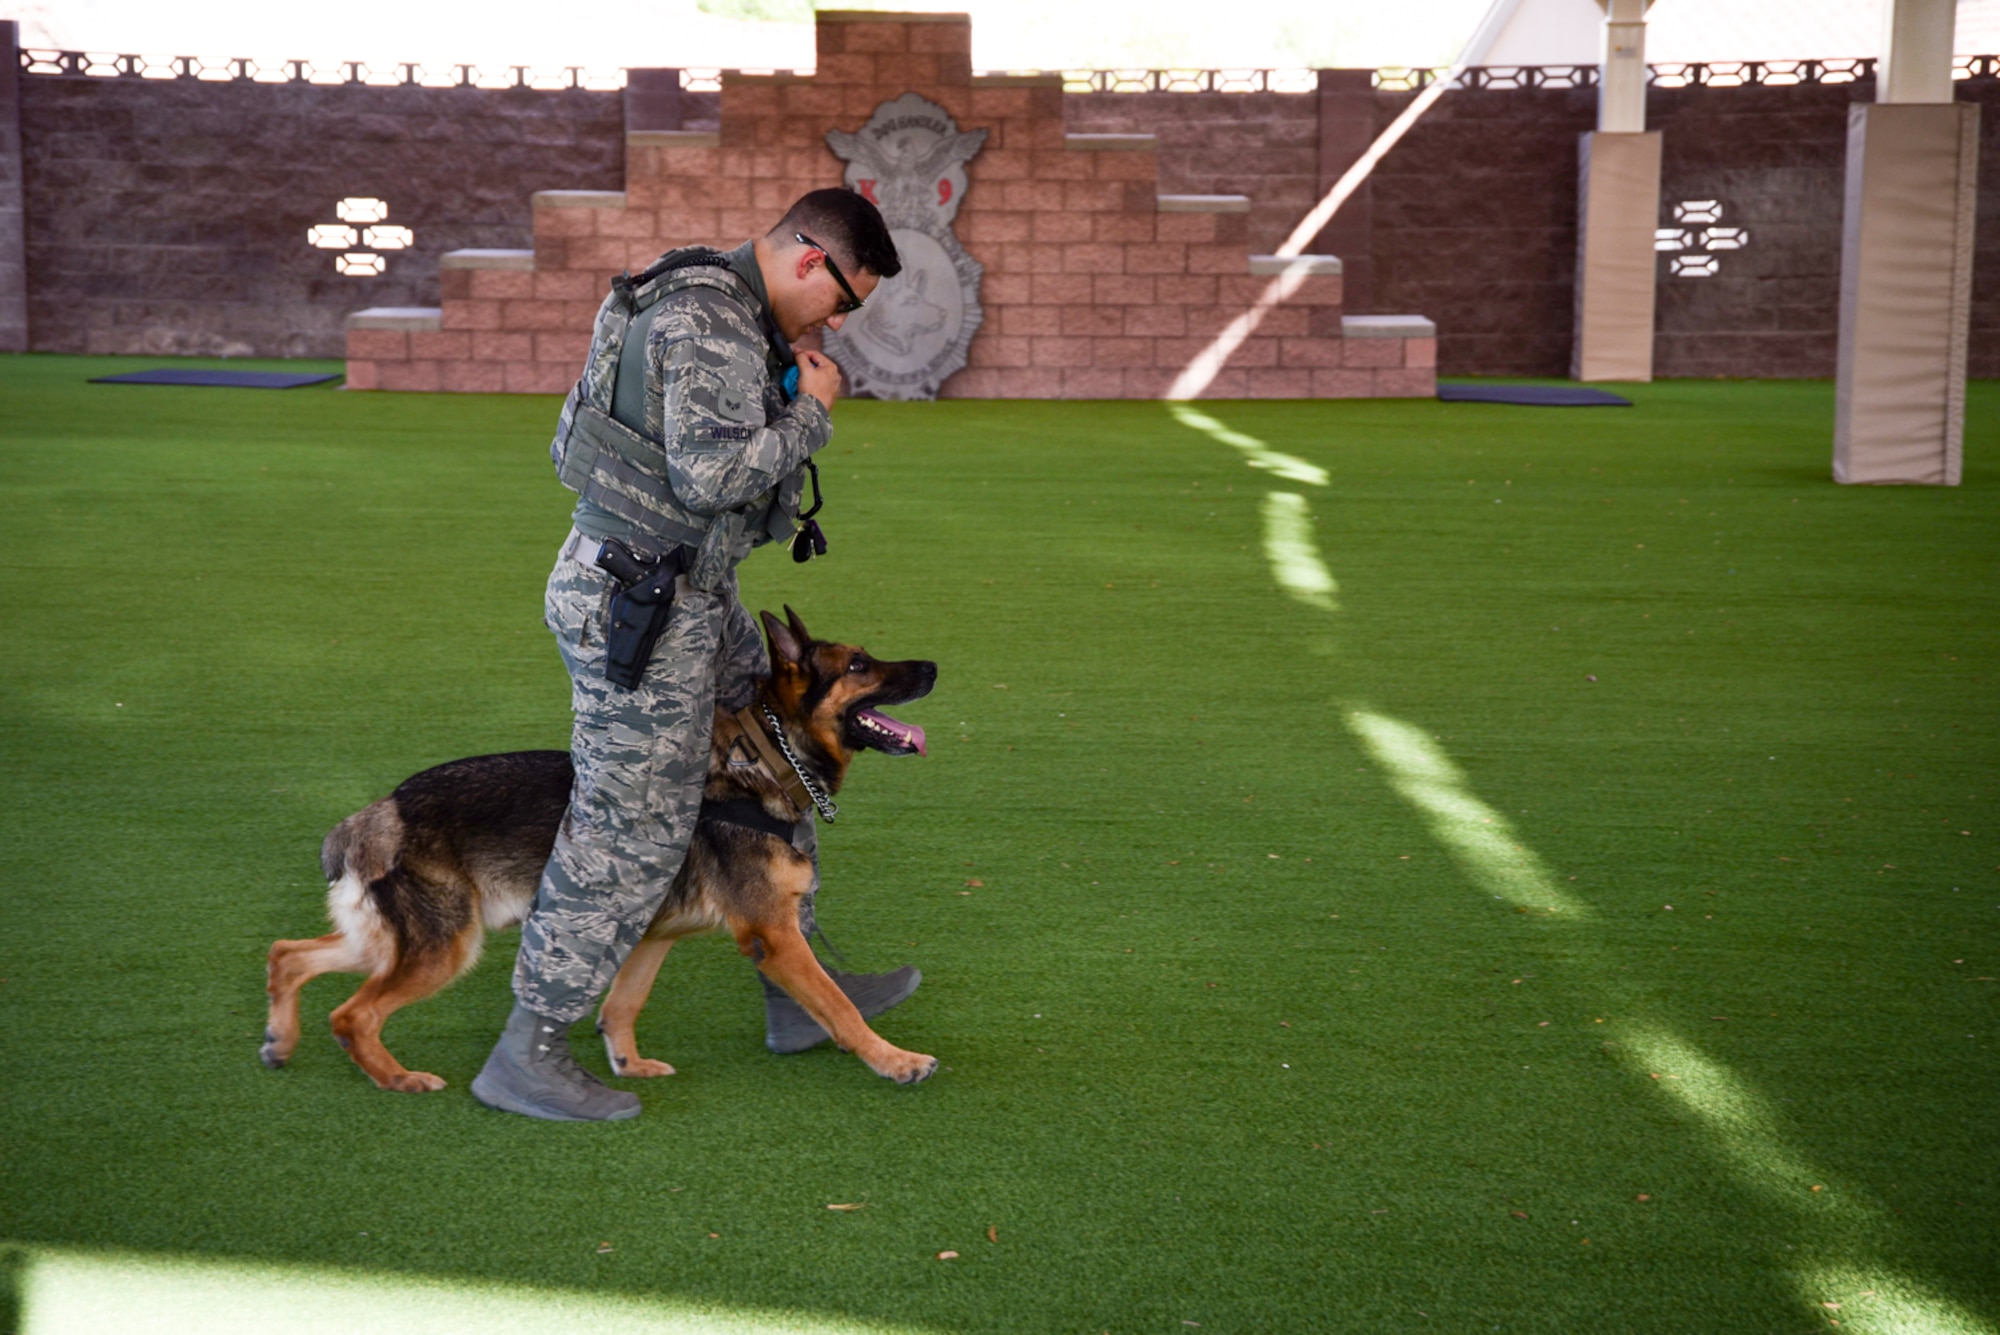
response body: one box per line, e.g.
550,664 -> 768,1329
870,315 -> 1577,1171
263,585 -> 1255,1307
259,1035 -> 290,1069
615,1055 -> 676,1078
380,1070 -> 448,1093
875,1048 -> 938,1085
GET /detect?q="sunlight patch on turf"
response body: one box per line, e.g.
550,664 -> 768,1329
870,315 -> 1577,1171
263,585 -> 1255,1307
1181,403 -> 1993,1335
1260,492 -> 1338,611
19,1248 -> 928,1335
1167,405 -> 1328,486
1616,1022 -> 1820,1195
1617,1029 -> 1997,1334
1343,708 -> 1586,918
1802,1267 -> 1996,1335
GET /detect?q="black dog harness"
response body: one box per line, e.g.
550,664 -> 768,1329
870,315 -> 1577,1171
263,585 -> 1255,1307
697,796 -> 801,842
694,705 -> 825,841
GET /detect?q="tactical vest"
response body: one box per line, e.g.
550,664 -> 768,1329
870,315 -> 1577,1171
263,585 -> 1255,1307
549,247 -> 796,592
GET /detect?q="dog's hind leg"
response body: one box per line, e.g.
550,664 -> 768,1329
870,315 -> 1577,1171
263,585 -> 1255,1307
327,930 -> 476,1092
598,935 -> 677,1078
262,932 -> 370,1069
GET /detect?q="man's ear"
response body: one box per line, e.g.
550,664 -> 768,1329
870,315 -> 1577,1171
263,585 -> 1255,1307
761,610 -> 803,666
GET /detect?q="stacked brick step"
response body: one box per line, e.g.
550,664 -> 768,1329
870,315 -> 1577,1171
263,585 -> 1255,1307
344,10 -> 1435,399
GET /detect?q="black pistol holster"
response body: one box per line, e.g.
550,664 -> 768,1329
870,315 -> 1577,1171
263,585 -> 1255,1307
595,537 -> 683,689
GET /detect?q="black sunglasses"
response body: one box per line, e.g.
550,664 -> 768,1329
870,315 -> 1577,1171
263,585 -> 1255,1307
795,231 -> 865,314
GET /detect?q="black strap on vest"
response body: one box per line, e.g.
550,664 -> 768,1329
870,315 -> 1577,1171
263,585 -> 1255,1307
613,247 -> 730,306
698,796 -> 801,842
607,247 -> 796,433
610,249 -> 732,433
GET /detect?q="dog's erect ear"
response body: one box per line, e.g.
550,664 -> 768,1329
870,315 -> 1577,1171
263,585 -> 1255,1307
784,604 -> 813,649
761,610 -> 804,666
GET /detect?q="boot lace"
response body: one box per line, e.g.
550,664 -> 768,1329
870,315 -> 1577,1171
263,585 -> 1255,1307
534,1022 -> 606,1090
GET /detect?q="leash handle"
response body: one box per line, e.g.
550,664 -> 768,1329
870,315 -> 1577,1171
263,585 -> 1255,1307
798,458 -> 824,520
790,460 -> 828,563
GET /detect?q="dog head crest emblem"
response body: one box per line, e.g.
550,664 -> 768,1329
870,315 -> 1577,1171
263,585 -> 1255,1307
824,93 -> 987,401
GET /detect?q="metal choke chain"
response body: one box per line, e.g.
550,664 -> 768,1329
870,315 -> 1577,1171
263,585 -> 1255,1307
761,703 -> 839,823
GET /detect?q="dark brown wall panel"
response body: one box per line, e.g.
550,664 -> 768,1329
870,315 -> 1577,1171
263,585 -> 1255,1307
1367,76 -> 2000,379
1368,85 -> 1596,377
19,76 -> 624,357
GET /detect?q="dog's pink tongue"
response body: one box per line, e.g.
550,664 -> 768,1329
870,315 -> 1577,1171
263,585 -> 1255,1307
858,709 -> 926,756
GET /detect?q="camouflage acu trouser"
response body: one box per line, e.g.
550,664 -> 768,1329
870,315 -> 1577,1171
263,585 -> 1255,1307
513,531 -> 815,1024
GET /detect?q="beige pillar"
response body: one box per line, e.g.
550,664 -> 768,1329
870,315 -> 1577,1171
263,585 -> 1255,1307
1880,0 -> 1957,104
1598,0 -> 1649,133
1571,0 -> 1659,382
1833,0 -> 1970,485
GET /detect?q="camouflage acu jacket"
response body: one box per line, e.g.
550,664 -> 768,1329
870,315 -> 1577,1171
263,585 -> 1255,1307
557,240 -> 832,585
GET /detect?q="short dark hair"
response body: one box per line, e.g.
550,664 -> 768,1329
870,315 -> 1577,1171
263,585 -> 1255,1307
773,188 -> 901,280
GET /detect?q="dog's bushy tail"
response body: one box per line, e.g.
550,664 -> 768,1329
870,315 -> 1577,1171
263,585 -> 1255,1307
320,816 -> 357,883
319,801 -> 398,886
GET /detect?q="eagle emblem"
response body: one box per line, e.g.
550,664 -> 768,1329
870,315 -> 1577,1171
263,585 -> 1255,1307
824,93 -> 987,401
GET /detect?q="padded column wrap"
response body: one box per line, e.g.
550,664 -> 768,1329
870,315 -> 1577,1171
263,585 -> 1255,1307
1834,102 -> 1978,486
1571,131 -> 1662,383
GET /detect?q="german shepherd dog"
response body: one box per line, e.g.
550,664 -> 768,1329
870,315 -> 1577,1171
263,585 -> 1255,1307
260,607 -> 939,1092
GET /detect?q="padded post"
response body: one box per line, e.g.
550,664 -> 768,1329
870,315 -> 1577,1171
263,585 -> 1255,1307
1570,130 -> 1661,383
1832,102 -> 1977,486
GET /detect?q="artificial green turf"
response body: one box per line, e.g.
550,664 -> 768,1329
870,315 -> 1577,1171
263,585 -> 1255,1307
0,354 -> 1994,1332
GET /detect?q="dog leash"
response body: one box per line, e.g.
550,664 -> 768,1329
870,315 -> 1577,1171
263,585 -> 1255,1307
759,703 -> 839,823
726,704 -> 838,824
726,705 -> 813,817
721,706 -> 850,963
808,921 -> 853,969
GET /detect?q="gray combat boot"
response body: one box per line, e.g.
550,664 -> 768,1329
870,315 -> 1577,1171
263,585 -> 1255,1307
764,966 -> 922,1054
471,1002 -> 641,1121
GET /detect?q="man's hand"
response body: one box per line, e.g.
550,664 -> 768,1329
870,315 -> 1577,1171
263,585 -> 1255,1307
795,349 -> 841,412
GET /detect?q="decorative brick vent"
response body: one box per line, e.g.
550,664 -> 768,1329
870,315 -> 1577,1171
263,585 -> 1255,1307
1656,200 -> 1749,279
305,197 -> 413,277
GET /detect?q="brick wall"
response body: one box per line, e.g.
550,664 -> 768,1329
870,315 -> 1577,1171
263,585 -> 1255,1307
0,23 -> 27,351
1658,78 -> 2000,380
17,75 -> 623,357
1065,90 -> 1320,256
1976,85 -> 2000,378
350,15 -> 1420,401
17,49 -> 2000,379
1647,81 -> 1861,379
1363,74 -> 2000,378
1366,85 -> 1596,378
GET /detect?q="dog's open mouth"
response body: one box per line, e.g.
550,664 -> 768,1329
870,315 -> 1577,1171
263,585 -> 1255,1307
850,707 -> 926,757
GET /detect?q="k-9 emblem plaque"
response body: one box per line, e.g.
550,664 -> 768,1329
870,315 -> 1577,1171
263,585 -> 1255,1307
824,93 -> 988,401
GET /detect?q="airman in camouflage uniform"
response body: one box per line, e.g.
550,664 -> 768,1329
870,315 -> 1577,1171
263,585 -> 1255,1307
472,192 -> 905,1123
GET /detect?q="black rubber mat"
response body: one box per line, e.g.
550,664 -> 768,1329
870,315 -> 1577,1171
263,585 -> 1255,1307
89,368 -> 342,389
1437,383 -> 1632,407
